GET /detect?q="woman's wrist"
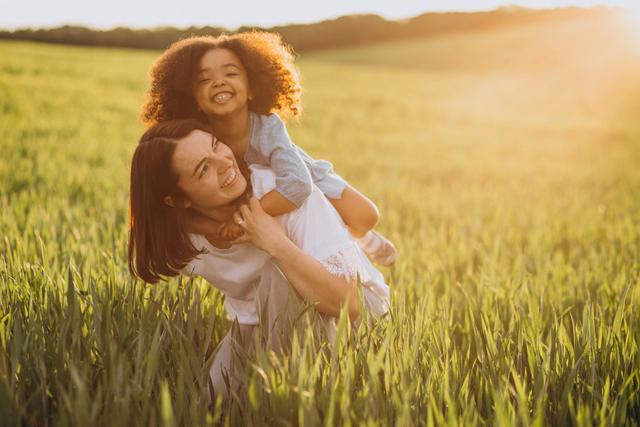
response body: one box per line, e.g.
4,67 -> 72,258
268,236 -> 300,262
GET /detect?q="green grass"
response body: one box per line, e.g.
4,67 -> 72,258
1,13 -> 640,426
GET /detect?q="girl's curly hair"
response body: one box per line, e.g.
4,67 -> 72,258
141,32 -> 302,127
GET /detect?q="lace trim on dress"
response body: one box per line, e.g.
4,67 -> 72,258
319,244 -> 368,283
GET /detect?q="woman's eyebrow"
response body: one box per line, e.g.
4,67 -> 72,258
192,157 -> 207,177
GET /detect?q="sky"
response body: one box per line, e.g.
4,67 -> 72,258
0,0 -> 637,30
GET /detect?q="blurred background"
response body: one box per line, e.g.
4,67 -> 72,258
1,1 -> 640,425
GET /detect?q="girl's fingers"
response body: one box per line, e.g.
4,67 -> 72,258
230,234 -> 250,245
233,211 -> 247,228
239,204 -> 252,221
249,197 -> 262,213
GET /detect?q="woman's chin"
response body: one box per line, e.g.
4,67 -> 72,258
232,176 -> 248,195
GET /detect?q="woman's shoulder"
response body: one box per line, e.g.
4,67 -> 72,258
249,165 -> 277,199
179,234 -> 207,275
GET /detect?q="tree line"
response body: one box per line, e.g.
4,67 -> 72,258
0,7 -> 615,53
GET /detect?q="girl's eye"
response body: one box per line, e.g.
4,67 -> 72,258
211,138 -> 219,151
226,73 -> 238,77
199,78 -> 211,85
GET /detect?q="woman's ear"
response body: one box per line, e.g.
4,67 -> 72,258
164,195 -> 193,209
164,195 -> 175,207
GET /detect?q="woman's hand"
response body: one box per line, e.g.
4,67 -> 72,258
231,197 -> 289,256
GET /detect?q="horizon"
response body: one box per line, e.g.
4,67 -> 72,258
0,0 -> 637,31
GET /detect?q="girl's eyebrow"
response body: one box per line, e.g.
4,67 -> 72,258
198,63 -> 240,74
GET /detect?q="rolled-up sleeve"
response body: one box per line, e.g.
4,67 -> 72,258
250,113 -> 312,207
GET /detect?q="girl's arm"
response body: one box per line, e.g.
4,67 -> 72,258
249,113 -> 312,216
251,113 -> 380,236
259,189 -> 298,216
233,197 -> 360,320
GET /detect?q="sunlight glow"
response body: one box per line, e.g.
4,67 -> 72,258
619,5 -> 640,44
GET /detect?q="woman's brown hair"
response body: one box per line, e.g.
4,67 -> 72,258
141,32 -> 302,127
128,119 -> 213,283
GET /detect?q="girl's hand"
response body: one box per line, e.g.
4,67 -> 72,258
231,197 -> 289,255
218,221 -> 245,241
186,210 -> 226,242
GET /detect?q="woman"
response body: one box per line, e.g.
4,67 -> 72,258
128,119 -> 389,399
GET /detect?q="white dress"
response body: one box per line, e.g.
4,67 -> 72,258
184,165 -> 390,324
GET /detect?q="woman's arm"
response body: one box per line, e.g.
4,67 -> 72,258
233,198 -> 360,320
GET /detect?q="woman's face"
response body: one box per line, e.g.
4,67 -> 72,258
192,48 -> 250,118
170,129 -> 247,214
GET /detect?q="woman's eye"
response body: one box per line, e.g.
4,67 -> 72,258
199,163 -> 208,178
199,78 -> 211,84
211,139 -> 218,151
226,73 -> 238,77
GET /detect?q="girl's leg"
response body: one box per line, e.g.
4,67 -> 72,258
329,185 -> 398,266
328,185 -> 379,238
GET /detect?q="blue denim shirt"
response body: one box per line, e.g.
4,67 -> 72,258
244,112 -> 347,207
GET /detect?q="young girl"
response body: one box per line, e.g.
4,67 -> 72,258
141,32 -> 397,265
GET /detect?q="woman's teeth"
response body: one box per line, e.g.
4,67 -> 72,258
221,168 -> 237,188
213,92 -> 232,104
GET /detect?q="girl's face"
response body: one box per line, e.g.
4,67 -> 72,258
192,48 -> 251,118
170,129 -> 247,215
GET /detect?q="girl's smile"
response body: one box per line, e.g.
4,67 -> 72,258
213,91 -> 234,104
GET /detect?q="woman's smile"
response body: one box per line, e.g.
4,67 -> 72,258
170,129 -> 248,213
220,167 -> 239,188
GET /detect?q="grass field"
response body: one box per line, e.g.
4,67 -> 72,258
1,12 -> 640,426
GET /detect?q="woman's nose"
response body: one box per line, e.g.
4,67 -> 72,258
213,153 -> 233,170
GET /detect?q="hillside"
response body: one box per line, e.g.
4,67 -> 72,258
0,6 -> 620,52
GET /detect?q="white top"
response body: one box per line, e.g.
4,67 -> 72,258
184,165 -> 390,324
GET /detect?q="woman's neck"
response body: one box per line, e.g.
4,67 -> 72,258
208,109 -> 251,159
190,204 -> 237,250
196,204 -> 237,223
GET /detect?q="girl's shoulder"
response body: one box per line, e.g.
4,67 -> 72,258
247,112 -> 292,159
250,111 -> 285,133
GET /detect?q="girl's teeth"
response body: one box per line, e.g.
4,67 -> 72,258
214,93 -> 232,103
